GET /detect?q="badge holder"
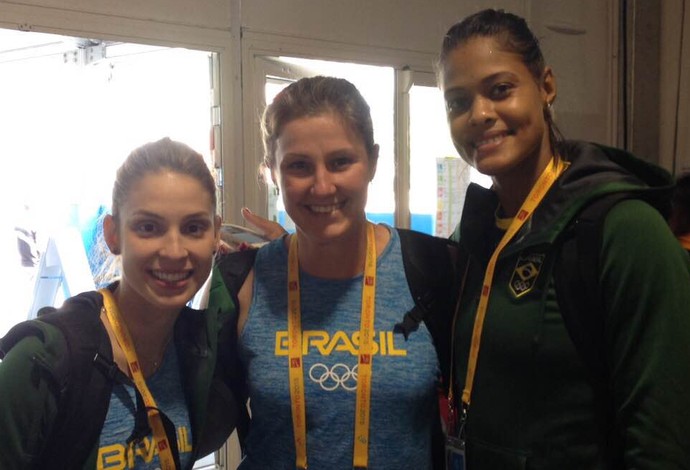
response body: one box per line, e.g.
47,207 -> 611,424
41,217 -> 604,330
445,435 -> 466,470
444,403 -> 466,470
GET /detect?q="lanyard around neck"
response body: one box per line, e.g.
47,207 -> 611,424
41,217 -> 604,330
100,288 -> 177,470
461,158 -> 568,410
287,223 -> 377,470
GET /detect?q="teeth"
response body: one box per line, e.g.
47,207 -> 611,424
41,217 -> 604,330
475,135 -> 505,148
310,203 -> 342,213
152,271 -> 190,282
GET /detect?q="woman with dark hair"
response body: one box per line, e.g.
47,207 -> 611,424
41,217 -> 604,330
440,8 -> 690,468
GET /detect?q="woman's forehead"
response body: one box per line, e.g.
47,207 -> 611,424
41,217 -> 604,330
442,37 -> 529,88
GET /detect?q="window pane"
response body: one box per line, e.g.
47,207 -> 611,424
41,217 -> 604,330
409,85 -> 466,236
409,84 -> 491,236
0,30 -> 212,335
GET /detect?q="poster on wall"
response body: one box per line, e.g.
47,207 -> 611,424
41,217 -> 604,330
435,157 -> 469,238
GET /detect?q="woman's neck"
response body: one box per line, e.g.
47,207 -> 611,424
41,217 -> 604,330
493,149 -> 554,217
293,223 -> 389,279
494,181 -> 530,217
112,284 -> 178,364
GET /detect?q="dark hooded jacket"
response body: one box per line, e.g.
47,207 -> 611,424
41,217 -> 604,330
450,141 -> 690,469
0,270 -> 240,469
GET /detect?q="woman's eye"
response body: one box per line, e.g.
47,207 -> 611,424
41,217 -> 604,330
134,221 -> 158,235
184,221 -> 209,236
331,157 -> 353,170
490,83 -> 513,99
285,160 -> 310,174
446,95 -> 471,114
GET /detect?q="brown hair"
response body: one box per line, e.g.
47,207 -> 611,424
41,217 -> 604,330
261,76 -> 376,170
111,137 -> 216,222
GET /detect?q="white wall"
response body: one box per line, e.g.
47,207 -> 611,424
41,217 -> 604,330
2,0 -> 231,30
0,0 -> 524,51
530,0 -> 617,145
242,0 -> 524,56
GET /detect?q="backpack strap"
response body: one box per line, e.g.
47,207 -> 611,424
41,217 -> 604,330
0,291 -> 117,469
554,194 -> 629,469
217,249 -> 258,313
395,229 -> 459,470
554,194 -> 630,383
395,229 -> 458,391
213,249 -> 258,453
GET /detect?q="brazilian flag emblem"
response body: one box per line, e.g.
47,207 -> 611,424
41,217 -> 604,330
509,252 -> 546,298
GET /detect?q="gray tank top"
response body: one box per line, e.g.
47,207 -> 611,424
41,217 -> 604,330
239,226 -> 439,469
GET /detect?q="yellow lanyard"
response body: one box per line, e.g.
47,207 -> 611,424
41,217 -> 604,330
99,288 -> 177,470
461,158 -> 568,410
287,223 -> 377,470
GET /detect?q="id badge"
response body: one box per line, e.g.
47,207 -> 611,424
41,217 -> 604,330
445,435 -> 466,470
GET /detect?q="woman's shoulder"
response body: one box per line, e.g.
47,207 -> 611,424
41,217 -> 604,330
0,316 -> 68,392
256,235 -> 287,259
1,320 -> 63,358
0,290 -> 105,361
600,198 -> 690,283
2,289 -> 108,368
604,198 -> 673,239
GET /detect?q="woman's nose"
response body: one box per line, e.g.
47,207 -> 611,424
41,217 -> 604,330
311,167 -> 336,195
160,231 -> 188,259
468,96 -> 494,125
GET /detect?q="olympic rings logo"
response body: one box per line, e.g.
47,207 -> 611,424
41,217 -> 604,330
308,363 -> 358,391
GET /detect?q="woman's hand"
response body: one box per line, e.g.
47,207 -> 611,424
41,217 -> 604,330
241,207 -> 287,241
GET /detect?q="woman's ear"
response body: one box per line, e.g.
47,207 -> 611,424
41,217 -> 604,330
541,66 -> 557,107
368,144 -> 380,182
213,214 -> 222,247
103,214 -> 121,255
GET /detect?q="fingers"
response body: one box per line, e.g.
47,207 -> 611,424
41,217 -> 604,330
241,207 -> 287,241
